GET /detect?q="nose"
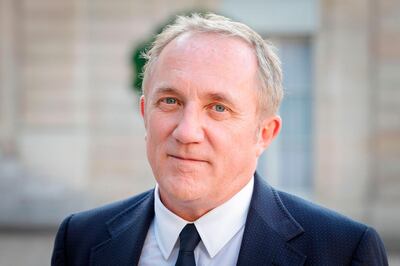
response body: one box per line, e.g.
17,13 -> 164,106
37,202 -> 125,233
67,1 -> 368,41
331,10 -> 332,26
172,104 -> 205,144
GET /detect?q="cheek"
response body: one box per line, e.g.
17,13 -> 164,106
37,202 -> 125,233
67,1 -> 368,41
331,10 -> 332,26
147,113 -> 174,141
145,117 -> 166,159
217,122 -> 258,148
146,113 -> 180,167
213,123 -> 259,162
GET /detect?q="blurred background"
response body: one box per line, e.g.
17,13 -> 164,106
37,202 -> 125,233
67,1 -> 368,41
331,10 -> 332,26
0,0 -> 399,265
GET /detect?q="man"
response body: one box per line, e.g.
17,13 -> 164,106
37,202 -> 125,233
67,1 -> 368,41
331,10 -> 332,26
52,13 -> 388,266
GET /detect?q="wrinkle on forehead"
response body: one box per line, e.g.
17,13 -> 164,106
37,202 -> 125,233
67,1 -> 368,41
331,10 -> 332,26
164,33 -> 255,75
146,32 -> 259,97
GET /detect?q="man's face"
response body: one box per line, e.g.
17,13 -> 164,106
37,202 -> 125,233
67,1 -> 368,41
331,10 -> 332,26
141,32 -> 279,218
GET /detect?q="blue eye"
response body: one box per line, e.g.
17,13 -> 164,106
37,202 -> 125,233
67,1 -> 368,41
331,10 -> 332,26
214,104 -> 226,112
163,97 -> 177,104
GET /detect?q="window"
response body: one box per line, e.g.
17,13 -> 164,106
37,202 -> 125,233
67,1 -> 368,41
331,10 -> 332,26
257,37 -> 313,198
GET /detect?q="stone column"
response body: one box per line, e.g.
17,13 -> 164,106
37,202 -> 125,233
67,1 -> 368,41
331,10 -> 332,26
315,0 -> 372,220
368,0 -> 400,249
0,0 -> 18,156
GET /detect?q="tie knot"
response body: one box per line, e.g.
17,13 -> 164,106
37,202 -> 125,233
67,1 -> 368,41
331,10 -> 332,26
179,224 -> 201,252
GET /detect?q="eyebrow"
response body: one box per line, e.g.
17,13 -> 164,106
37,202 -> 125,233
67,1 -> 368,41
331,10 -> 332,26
153,87 -> 181,97
207,92 -> 236,107
153,87 -> 236,107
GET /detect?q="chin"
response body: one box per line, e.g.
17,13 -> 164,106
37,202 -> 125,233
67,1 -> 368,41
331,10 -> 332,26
160,175 -> 206,201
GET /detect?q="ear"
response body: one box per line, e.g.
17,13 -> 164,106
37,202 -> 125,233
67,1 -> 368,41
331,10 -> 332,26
140,95 -> 145,117
140,95 -> 147,128
255,115 -> 281,157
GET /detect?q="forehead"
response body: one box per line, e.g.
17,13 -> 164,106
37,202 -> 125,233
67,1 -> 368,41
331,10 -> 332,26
146,32 -> 259,96
165,32 -> 255,67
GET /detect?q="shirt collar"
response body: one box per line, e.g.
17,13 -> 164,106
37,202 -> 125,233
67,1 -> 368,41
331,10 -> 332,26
153,186 -> 187,260
153,177 -> 254,259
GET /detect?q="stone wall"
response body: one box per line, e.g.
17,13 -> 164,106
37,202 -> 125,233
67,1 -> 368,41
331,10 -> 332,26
315,0 -> 400,251
0,0 -> 219,227
0,0 -> 399,252
369,0 -> 400,250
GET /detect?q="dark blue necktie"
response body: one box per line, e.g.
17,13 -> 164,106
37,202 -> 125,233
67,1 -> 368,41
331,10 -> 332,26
175,224 -> 201,266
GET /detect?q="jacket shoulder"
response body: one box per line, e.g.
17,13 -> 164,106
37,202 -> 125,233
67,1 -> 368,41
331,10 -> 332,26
52,189 -> 154,265
69,189 -> 154,228
275,189 -> 387,265
277,189 -> 367,236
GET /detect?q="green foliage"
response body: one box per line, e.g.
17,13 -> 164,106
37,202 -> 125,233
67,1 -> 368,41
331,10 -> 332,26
130,10 -> 209,95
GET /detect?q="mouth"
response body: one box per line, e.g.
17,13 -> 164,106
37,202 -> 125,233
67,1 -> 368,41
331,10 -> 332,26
168,154 -> 208,163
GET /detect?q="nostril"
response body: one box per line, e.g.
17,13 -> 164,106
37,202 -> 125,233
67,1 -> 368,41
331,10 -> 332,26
172,118 -> 204,144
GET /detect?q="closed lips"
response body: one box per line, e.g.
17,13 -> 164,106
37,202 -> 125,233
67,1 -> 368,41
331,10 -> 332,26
168,154 -> 208,163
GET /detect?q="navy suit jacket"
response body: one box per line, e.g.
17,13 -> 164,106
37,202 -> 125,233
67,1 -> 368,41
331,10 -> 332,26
52,173 -> 388,265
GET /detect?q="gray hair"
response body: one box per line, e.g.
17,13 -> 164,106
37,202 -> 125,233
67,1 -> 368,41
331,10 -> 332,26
142,13 -> 283,115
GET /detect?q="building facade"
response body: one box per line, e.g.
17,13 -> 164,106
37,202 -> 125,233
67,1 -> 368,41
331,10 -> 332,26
0,0 -> 399,264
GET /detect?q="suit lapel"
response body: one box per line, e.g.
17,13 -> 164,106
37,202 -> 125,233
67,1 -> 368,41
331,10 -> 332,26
237,173 -> 307,266
89,191 -> 155,266
87,174 -> 306,265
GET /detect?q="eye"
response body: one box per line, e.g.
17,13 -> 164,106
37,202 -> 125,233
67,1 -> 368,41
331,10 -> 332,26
157,96 -> 180,111
212,104 -> 227,112
161,97 -> 177,104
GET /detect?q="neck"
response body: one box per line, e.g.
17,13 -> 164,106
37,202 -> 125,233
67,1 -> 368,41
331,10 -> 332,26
158,176 -> 253,221
160,195 -> 218,222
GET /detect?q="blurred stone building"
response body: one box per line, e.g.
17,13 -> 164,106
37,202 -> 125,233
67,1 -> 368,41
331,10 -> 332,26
0,0 -> 399,265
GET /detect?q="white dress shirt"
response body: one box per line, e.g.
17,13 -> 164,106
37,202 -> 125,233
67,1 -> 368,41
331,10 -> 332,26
138,177 -> 254,266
